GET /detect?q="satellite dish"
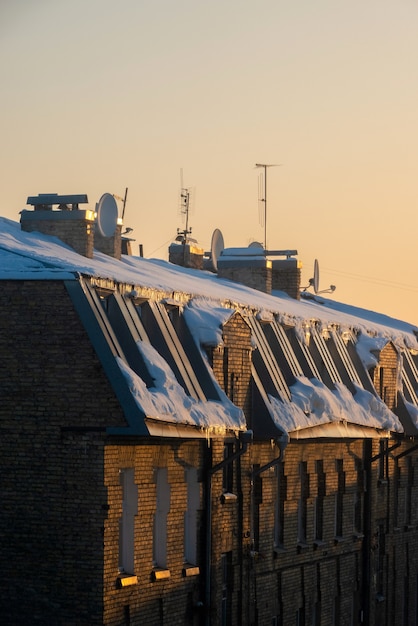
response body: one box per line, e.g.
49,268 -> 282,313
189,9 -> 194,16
313,258 -> 319,294
96,193 -> 118,237
249,241 -> 264,249
210,228 -> 225,272
301,257 -> 336,297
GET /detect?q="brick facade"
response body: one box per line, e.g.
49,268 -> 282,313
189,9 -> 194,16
1,278 -> 418,625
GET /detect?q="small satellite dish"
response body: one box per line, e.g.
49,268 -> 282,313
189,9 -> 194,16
313,258 -> 319,294
301,258 -> 336,297
210,228 -> 225,272
249,241 -> 264,249
96,193 -> 118,237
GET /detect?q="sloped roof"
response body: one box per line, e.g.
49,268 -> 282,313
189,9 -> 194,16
1,216 -> 417,438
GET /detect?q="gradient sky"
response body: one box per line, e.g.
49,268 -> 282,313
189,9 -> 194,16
1,0 -> 417,323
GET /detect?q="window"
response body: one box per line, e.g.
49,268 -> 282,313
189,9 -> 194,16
376,522 -> 385,596
274,463 -> 287,549
221,552 -> 233,626
298,462 -> 309,545
335,459 -> 345,538
378,439 -> 388,482
253,468 -> 262,552
393,460 -> 400,529
312,564 -> 321,625
153,468 -> 170,568
119,468 -> 138,574
296,606 -> 305,626
223,442 -> 234,493
332,595 -> 341,626
354,459 -> 364,535
405,458 -> 414,527
184,468 -> 199,565
312,602 -> 321,626
314,460 -> 326,542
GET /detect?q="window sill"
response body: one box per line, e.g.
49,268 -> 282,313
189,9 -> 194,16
297,542 -> 309,554
152,568 -> 171,581
182,565 -> 200,577
333,535 -> 348,545
313,539 -> 327,550
273,546 -> 286,557
117,574 -> 138,588
352,532 -> 364,541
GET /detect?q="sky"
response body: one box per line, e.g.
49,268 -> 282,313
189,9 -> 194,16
1,0 -> 417,324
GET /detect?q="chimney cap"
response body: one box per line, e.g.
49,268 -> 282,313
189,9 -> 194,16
27,194 -> 88,209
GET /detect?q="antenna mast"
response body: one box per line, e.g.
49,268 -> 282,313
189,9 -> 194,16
178,168 -> 192,243
255,163 -> 280,249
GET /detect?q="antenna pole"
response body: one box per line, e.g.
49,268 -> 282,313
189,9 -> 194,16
122,187 -> 128,220
264,166 -> 267,249
255,163 -> 280,249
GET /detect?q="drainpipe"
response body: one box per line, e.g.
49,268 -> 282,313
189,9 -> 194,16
362,439 -> 372,626
363,436 -> 403,625
204,430 -> 253,626
249,433 -> 288,625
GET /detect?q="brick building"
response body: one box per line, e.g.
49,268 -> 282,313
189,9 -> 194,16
0,196 -> 418,625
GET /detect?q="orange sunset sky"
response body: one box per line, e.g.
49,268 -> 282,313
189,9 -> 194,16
1,0 -> 417,323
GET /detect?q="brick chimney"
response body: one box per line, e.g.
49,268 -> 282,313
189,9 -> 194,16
20,193 -> 123,260
21,194 -> 95,258
94,223 -> 122,260
217,249 -> 272,294
168,239 -> 204,270
271,258 -> 302,299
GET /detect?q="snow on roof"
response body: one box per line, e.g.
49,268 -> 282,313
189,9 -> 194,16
1,217 -> 416,346
0,216 -> 416,436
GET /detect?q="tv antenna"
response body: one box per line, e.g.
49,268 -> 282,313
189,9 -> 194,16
113,188 -> 129,220
177,169 -> 195,243
255,163 -> 281,249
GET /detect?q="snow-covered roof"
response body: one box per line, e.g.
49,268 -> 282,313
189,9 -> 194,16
1,216 -> 417,438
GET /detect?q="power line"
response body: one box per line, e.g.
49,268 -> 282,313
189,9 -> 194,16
321,266 -> 418,294
146,234 -> 178,259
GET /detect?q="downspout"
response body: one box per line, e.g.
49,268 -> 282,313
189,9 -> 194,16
362,439 -> 372,626
236,452 -> 244,626
204,430 -> 253,626
249,433 -> 288,625
363,436 -> 402,625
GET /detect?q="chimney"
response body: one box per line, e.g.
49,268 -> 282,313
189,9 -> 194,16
21,194 -> 95,258
271,257 -> 302,299
217,248 -> 272,294
94,222 -> 122,260
21,193 -> 125,261
168,238 -> 204,270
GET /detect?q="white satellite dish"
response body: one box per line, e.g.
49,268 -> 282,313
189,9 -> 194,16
313,258 -> 319,294
210,228 -> 225,272
249,241 -> 264,249
96,193 -> 118,237
301,258 -> 336,297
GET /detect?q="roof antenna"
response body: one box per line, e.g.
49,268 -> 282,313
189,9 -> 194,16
255,163 -> 281,249
112,188 -> 129,221
177,168 -> 195,244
